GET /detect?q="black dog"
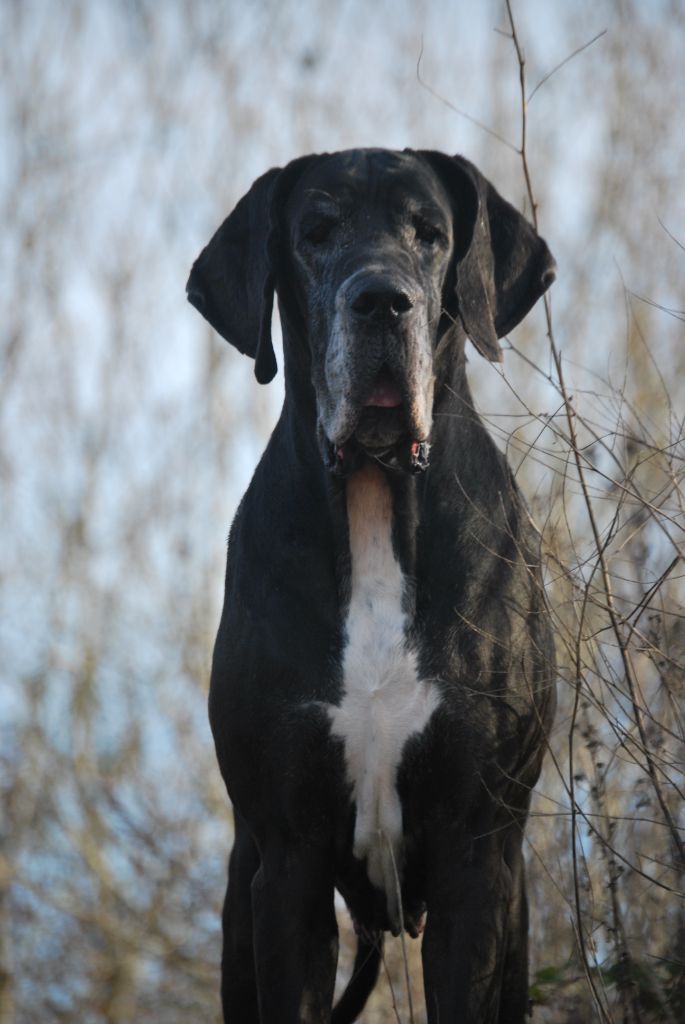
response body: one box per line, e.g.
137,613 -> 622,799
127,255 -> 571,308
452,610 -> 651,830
187,148 -> 556,1023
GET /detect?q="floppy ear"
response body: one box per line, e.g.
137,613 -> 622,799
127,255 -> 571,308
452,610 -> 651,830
186,167 -> 280,384
186,157 -> 314,384
419,151 -> 556,361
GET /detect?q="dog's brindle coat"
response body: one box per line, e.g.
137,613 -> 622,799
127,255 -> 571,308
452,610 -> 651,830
188,149 -> 556,1024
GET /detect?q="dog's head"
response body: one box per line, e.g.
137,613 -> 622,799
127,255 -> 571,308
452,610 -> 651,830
187,148 -> 555,473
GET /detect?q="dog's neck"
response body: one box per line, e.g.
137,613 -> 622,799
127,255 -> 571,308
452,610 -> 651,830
345,462 -> 418,591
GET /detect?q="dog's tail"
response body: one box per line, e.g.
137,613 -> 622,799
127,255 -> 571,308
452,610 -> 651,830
332,931 -> 383,1024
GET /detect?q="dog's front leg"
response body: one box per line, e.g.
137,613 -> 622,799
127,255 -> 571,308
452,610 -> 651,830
221,813 -> 261,1023
250,840 -> 338,1024
422,831 -> 515,1024
498,837 -> 531,1023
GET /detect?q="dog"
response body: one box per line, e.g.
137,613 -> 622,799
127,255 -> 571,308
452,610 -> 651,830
187,148 -> 556,1023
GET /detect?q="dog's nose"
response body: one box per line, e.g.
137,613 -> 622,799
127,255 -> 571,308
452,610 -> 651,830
349,278 -> 414,323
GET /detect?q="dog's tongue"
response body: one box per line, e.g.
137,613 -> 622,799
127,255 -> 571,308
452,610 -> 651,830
365,368 -> 402,408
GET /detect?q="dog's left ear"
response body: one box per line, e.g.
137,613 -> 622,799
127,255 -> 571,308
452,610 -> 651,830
186,157 -> 313,384
418,151 -> 556,361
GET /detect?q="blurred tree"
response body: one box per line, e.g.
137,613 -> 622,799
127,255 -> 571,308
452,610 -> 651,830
1,1 -> 683,1021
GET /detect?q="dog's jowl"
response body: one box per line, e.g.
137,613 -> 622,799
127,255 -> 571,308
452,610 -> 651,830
188,148 -> 557,1023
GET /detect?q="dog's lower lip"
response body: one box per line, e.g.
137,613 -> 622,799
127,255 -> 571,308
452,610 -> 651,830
364,369 -> 402,408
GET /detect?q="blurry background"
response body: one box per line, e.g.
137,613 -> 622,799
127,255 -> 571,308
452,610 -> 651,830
1,0 -> 684,1020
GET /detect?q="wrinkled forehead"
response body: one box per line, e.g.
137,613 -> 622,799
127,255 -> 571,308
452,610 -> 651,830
287,149 -> 451,219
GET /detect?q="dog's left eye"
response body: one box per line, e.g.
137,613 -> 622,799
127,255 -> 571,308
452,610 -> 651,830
413,216 -> 444,246
302,218 -> 338,246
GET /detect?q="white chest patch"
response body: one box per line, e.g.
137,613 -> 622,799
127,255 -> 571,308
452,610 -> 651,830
327,464 -> 439,928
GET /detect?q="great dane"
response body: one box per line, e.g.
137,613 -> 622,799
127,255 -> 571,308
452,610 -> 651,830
187,148 -> 556,1023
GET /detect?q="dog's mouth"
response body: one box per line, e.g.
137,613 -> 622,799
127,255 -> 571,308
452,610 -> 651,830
353,366 -> 407,451
364,366 -> 403,409
323,366 -> 431,476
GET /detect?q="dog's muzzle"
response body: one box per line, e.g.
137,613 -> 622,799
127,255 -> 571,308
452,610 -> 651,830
318,268 -> 434,476
319,362 -> 432,476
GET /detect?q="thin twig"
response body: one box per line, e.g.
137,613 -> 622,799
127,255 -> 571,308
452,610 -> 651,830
504,4 -> 624,1020
415,37 -> 518,153
528,29 -> 607,104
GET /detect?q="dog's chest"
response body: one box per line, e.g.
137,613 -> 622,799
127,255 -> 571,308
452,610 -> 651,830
328,465 -> 439,923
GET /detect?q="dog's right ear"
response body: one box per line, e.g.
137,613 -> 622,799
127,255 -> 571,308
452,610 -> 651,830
186,157 -> 313,385
186,168 -> 280,384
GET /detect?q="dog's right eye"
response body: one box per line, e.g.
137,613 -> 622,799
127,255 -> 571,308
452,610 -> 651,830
302,218 -> 337,246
